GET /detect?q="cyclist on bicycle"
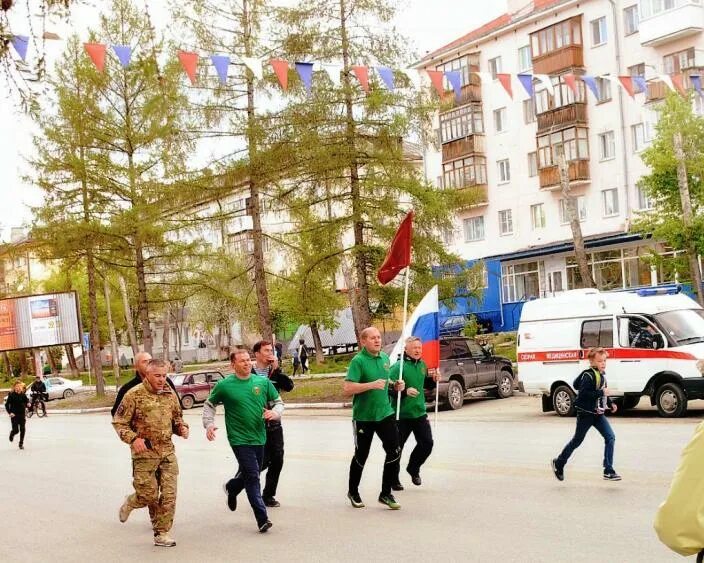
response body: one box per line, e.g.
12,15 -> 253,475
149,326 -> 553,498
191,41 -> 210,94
30,376 -> 47,416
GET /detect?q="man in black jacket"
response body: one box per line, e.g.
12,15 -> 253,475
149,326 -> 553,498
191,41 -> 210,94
6,380 -> 29,449
252,340 -> 294,508
111,352 -> 179,417
552,347 -> 620,482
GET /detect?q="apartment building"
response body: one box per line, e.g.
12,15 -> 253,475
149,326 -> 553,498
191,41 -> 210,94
416,0 -> 704,331
0,228 -> 56,295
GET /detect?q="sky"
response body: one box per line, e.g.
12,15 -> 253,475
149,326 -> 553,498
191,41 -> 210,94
0,0 -> 506,241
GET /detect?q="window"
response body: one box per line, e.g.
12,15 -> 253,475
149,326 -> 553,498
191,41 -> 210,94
537,127 -> 590,168
499,209 -> 513,236
640,0 -> 681,19
591,17 -> 607,46
530,17 -> 582,59
184,324 -> 189,344
664,48 -> 696,74
618,316 -> 664,349
523,99 -> 536,124
559,196 -> 587,224
623,5 -> 639,35
695,95 -> 704,116
637,186 -> 653,210
442,227 -> 454,244
580,319 -> 614,348
518,45 -> 532,73
443,156 -> 487,189
497,159 -> 511,183
439,103 -> 484,143
501,261 -> 542,302
596,76 -> 612,103
488,56 -> 502,79
632,123 -> 652,152
530,203 -> 546,229
528,152 -> 538,177
628,63 -> 645,77
463,216 -> 485,242
602,188 -> 620,217
493,107 -> 507,132
535,74 -> 586,114
438,55 -> 474,87
598,131 -> 615,160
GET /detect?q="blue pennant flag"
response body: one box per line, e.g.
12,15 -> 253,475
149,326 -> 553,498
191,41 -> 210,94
444,71 -> 462,101
112,45 -> 131,68
582,75 -> 600,100
210,55 -> 230,85
632,75 -> 647,94
377,66 -> 395,91
11,35 -> 29,61
691,75 -> 703,96
517,73 -> 534,97
295,62 -> 314,94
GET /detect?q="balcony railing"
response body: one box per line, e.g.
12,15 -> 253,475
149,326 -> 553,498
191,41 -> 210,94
442,134 -> 485,162
538,159 -> 590,190
646,69 -> 704,103
639,2 -> 704,47
537,103 -> 587,133
532,45 -> 584,75
456,184 -> 489,208
440,83 -> 482,109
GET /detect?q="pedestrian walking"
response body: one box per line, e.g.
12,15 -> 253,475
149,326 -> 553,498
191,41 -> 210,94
551,347 -> 621,482
344,326 -> 405,510
298,339 -> 309,374
251,340 -> 294,508
5,380 -> 28,450
112,359 -> 189,547
292,348 -> 301,376
202,348 -> 284,533
389,337 -> 440,489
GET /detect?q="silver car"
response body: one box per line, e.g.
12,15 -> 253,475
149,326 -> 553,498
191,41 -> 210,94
26,377 -> 84,401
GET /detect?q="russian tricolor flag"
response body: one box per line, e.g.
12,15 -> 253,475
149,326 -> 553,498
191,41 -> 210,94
389,285 -> 440,369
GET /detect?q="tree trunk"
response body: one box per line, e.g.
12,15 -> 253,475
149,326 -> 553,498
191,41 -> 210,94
104,277 -> 121,390
45,347 -> 58,375
65,345 -> 79,377
86,251 -> 105,396
310,320 -> 325,364
674,132 -> 704,305
134,241 -> 152,354
217,323 -> 224,361
162,307 -> 171,362
557,148 -> 594,288
2,351 -> 12,377
119,275 -> 139,357
18,352 -> 28,376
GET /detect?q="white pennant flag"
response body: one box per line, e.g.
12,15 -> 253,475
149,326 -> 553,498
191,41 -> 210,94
473,71 -> 493,84
658,74 -> 675,92
323,64 -> 342,87
240,56 -> 263,80
402,68 -> 422,90
533,73 -> 554,96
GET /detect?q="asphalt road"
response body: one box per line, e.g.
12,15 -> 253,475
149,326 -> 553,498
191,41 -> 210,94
1,396 -> 701,562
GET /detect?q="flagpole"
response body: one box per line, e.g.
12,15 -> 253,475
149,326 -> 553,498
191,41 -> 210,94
396,266 -> 410,421
434,369 -> 440,431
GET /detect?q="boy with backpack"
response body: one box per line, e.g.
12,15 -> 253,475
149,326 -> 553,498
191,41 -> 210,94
551,347 -> 621,482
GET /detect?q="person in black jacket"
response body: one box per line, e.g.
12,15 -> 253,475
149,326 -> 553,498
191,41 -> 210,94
6,380 -> 28,449
252,340 -> 294,508
111,352 -> 179,417
552,347 -> 620,482
29,376 -> 47,416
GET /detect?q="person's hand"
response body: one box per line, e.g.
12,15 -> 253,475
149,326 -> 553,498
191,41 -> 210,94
610,403 -> 618,414
270,357 -> 279,371
206,425 -> 217,441
429,368 -> 441,382
369,379 -> 387,390
132,438 -> 148,454
179,425 -> 189,439
9,413 -> 14,418
263,409 -> 280,421
394,380 -> 406,392
407,387 -> 419,398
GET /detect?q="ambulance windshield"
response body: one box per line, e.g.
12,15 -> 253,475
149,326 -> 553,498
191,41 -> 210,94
655,309 -> 704,345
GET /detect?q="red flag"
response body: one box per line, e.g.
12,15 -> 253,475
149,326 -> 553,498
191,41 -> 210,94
178,51 -> 198,85
84,43 -> 107,72
618,76 -> 635,98
671,74 -> 687,97
351,65 -> 369,92
377,211 -> 413,286
497,73 -> 513,99
563,73 -> 578,96
270,59 -> 289,90
425,70 -> 445,98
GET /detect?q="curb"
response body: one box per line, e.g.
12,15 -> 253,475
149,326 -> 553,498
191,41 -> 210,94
43,403 -> 352,414
45,407 -> 112,414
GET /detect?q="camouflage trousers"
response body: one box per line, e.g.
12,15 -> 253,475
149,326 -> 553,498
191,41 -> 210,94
126,452 -> 179,535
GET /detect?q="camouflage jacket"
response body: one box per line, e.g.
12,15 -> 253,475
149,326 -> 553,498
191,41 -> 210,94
112,379 -> 187,458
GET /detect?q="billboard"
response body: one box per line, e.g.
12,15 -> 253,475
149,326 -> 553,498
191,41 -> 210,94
0,291 -> 81,352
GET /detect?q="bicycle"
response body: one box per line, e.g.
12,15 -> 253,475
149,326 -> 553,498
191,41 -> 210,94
26,396 -> 47,418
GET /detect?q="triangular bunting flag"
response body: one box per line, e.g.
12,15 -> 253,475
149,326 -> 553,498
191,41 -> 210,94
112,45 -> 131,68
84,43 -> 107,72
425,70 -> 445,97
632,76 -> 647,94
210,54 -> 230,85
563,73 -> 578,96
671,74 -> 687,97
444,71 -> 462,101
295,62 -> 314,94
582,75 -> 600,100
178,51 -> 198,85
270,59 -> 289,90
534,74 -> 554,96
473,71 -> 493,84
10,35 -> 29,61
377,66 -> 395,91
691,75 -> 703,97
323,64 -> 342,87
497,73 -> 513,99
241,57 -> 263,80
618,76 -> 635,98
659,74 -> 675,92
517,74 -> 534,97
351,65 -> 369,92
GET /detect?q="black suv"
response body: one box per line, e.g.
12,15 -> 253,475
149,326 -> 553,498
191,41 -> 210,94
429,337 -> 516,410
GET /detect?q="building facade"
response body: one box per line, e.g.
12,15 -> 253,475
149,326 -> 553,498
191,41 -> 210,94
418,0 -> 704,330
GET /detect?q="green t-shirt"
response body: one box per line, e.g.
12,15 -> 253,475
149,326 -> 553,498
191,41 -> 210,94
345,348 -> 394,422
207,374 -> 280,446
389,357 -> 429,420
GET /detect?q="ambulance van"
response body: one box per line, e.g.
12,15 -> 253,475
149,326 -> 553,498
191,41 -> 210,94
517,287 -> 704,418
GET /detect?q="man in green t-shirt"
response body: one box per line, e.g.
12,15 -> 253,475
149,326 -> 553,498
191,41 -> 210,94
202,348 -> 284,533
344,326 -> 405,510
389,337 -> 440,488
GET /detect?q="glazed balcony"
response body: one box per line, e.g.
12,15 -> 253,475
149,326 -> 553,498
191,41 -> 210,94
639,1 -> 704,47
537,103 -> 587,133
442,134 -> 485,162
456,184 -> 489,208
532,45 -> 584,75
646,69 -> 704,103
441,83 -> 482,109
538,160 -> 590,190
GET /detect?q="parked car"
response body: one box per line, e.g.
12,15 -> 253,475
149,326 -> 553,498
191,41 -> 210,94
25,377 -> 83,401
429,336 -> 517,410
170,370 -> 224,409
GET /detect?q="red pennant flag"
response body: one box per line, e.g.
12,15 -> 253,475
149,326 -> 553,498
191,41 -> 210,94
671,74 -> 687,97
497,73 -> 513,99
377,211 -> 413,286
178,51 -> 198,85
351,65 -> 369,92
563,73 -> 578,96
84,43 -> 107,72
618,76 -> 635,99
270,59 -> 289,90
425,70 -> 445,98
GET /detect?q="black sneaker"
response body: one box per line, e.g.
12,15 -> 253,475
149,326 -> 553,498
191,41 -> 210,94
551,459 -> 564,481
407,468 -> 422,486
603,470 -> 622,481
378,493 -> 401,510
263,496 -> 280,508
391,482 -> 404,491
223,481 -> 237,511
9,431 -> 14,442
19,444 -> 24,450
347,492 -> 365,508
258,520 -> 273,533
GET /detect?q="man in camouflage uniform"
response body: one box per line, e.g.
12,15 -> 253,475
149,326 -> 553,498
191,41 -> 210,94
112,358 -> 189,547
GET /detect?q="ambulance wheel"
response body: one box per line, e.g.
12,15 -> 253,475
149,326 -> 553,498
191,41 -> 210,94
496,371 -> 514,399
553,385 -> 575,417
655,383 -> 686,418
